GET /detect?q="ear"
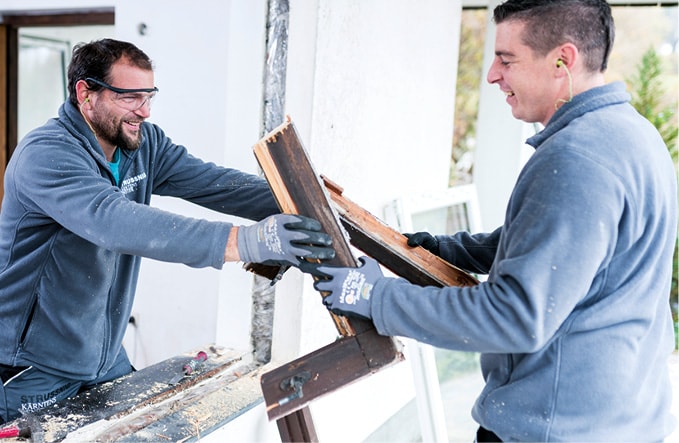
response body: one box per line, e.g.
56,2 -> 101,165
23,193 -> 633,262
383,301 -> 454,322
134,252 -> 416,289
553,43 -> 577,71
75,79 -> 92,107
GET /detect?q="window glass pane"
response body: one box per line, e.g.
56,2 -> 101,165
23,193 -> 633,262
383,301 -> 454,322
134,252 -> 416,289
18,35 -> 70,142
18,26 -> 114,143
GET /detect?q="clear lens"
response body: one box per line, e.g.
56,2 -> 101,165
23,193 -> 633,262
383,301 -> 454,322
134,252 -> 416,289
112,91 -> 156,111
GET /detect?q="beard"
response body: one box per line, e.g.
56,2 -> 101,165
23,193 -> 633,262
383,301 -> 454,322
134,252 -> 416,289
90,109 -> 143,151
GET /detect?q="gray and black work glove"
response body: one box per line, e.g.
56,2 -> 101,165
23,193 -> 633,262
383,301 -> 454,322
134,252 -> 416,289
404,231 -> 440,255
311,256 -> 384,321
238,214 -> 335,267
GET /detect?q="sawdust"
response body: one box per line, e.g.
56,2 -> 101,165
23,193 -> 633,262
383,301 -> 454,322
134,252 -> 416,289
164,368 -> 263,441
196,376 -> 260,416
4,347 -> 260,442
41,412 -> 87,442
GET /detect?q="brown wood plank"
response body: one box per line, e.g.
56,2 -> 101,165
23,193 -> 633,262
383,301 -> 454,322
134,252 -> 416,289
69,362 -> 265,442
261,328 -> 404,421
277,406 -> 318,442
253,118 -> 405,424
253,119 -> 356,268
0,26 -> 7,207
322,175 -> 479,288
254,117 -> 384,337
0,9 -> 115,27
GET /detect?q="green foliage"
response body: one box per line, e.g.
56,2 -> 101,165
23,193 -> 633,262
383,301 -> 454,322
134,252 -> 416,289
626,47 -> 679,348
450,9 -> 487,186
627,48 -> 678,162
434,349 -> 480,382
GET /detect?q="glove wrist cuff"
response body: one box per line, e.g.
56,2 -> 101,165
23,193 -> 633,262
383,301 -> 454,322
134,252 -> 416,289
237,225 -> 257,263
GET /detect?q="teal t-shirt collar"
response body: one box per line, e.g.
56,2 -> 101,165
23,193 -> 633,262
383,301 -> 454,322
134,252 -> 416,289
108,148 -> 121,185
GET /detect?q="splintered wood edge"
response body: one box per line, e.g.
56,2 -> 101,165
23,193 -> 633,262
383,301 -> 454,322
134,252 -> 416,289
261,115 -> 292,144
254,117 -> 297,213
253,147 -> 297,215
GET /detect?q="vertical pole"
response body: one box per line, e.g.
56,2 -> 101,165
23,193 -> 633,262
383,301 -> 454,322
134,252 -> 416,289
252,0 -> 290,367
257,1 -> 318,440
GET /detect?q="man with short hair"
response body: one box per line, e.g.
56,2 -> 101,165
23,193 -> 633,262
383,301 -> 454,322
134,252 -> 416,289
0,38 -> 333,423
309,1 -> 677,440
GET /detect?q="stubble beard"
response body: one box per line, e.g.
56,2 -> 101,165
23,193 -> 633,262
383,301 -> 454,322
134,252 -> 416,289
90,108 -> 143,151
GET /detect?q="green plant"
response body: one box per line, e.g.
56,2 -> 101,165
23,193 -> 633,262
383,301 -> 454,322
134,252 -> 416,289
627,47 -> 679,349
450,9 -> 487,186
627,48 -> 678,161
434,349 -> 480,382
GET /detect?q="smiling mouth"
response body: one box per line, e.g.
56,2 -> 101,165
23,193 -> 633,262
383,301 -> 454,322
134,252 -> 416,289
504,90 -> 515,97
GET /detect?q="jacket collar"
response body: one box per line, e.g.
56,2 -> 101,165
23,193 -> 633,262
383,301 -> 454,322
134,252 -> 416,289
527,82 -> 630,149
60,100 -> 109,164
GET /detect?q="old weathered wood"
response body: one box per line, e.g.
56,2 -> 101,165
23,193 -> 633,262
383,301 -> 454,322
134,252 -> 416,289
322,175 -> 479,288
253,117 -> 479,428
276,405 -> 318,443
260,328 -> 404,422
66,361 -> 265,442
253,118 -> 405,424
4,346 -> 257,442
254,117 -> 392,338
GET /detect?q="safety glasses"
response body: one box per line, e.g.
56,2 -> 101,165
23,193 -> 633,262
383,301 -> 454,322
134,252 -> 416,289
85,77 -> 159,111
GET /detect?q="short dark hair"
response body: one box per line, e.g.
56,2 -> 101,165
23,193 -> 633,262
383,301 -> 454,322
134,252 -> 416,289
493,0 -> 615,72
67,38 -> 154,106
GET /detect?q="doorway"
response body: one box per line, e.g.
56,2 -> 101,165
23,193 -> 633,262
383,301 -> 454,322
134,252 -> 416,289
0,8 -> 114,204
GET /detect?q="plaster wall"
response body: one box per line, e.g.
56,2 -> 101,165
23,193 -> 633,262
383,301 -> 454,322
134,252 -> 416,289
474,0 -> 535,231
276,1 -> 464,440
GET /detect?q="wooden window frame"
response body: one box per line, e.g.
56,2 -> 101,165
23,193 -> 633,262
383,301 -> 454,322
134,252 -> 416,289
253,117 -> 477,441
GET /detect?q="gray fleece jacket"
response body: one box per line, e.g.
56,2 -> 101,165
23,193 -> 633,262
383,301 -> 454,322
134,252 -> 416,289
371,83 -> 677,441
0,100 -> 278,380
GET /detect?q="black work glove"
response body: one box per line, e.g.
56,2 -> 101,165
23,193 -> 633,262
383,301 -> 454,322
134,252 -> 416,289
404,231 -> 440,256
238,214 -> 335,267
311,256 -> 384,321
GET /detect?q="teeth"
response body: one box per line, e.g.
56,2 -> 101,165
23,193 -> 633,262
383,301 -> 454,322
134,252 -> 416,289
505,90 -> 515,97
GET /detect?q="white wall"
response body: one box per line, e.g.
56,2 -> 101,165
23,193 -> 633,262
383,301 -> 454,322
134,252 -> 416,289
276,0 -> 463,440
113,0 -> 270,368
473,0 -> 535,231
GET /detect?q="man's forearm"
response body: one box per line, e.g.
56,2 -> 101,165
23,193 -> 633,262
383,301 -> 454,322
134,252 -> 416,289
223,227 -> 240,262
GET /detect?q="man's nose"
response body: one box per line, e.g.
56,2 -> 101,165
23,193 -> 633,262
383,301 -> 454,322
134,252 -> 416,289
135,100 -> 152,117
486,60 -> 501,84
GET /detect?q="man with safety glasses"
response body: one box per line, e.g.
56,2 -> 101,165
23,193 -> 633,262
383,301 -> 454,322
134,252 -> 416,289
0,38 -> 334,423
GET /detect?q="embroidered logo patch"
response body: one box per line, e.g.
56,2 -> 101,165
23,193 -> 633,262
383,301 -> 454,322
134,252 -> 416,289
120,172 -> 147,195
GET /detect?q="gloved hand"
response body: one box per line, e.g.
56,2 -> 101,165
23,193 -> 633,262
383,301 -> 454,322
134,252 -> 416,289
311,256 -> 384,321
238,214 -> 335,267
404,231 -> 439,255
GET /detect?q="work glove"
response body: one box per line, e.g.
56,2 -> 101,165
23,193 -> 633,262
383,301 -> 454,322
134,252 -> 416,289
404,231 -> 440,256
311,256 -> 384,321
238,214 -> 335,267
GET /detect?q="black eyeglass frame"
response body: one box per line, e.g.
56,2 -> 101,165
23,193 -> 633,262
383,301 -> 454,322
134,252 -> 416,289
85,77 -> 159,94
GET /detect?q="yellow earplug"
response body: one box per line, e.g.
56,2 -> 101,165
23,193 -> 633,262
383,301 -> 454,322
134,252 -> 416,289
554,59 -> 573,109
79,97 -> 90,111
